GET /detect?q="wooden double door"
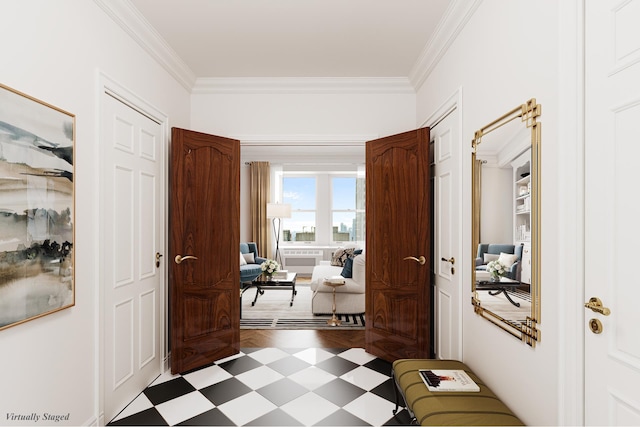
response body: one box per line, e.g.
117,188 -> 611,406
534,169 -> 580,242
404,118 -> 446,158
169,127 -> 432,373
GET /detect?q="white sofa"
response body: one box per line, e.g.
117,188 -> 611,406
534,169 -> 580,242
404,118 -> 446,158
310,254 -> 365,314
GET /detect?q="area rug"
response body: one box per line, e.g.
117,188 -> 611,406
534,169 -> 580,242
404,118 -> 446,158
476,288 -> 532,322
240,283 -> 365,330
240,314 -> 365,330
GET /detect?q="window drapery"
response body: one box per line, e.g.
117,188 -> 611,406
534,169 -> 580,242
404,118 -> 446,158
249,161 -> 271,258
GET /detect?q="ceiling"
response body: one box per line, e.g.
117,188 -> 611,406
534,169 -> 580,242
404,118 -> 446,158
128,0 -> 453,79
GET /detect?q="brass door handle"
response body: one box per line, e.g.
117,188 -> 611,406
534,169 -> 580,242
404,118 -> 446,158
175,255 -> 198,264
441,257 -> 455,265
403,256 -> 426,265
584,297 -> 611,316
156,252 -> 163,268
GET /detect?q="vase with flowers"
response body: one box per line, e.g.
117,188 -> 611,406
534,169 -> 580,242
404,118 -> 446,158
486,260 -> 507,281
260,259 -> 279,280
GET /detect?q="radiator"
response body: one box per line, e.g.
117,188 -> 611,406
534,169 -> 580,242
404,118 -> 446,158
281,249 -> 323,275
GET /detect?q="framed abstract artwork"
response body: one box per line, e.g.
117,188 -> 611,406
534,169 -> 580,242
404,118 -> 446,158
0,83 -> 75,331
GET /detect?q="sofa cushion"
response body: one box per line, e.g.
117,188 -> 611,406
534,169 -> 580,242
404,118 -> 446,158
240,252 -> 247,265
242,252 -> 255,264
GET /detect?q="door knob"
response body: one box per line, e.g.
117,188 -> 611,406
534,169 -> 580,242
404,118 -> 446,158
584,297 -> 611,316
156,252 -> 163,268
441,257 -> 455,265
403,256 -> 426,265
175,255 -> 198,264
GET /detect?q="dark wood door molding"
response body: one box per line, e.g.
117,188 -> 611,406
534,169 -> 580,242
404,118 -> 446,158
170,128 -> 240,374
365,128 -> 431,362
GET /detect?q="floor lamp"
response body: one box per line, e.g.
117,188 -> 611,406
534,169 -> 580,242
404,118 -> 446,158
266,203 -> 291,267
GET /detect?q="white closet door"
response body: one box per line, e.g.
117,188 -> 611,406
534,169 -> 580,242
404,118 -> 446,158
102,91 -> 164,421
432,105 -> 462,360
584,1 -> 640,424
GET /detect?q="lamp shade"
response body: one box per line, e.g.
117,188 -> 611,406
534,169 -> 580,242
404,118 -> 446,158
266,203 -> 291,218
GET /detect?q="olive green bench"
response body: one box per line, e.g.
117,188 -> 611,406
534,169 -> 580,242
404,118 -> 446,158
392,359 -> 524,426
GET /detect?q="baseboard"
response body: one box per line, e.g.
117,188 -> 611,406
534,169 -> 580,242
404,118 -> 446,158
164,353 -> 171,372
87,414 -> 100,426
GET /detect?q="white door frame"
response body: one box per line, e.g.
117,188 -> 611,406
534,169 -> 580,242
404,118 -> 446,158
557,1 -> 586,425
420,87 -> 464,361
97,72 -> 169,425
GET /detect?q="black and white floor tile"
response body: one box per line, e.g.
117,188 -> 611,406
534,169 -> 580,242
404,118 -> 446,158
108,347 -> 412,426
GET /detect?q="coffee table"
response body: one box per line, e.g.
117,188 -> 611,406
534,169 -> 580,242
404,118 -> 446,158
242,272 -> 298,307
475,277 -> 522,307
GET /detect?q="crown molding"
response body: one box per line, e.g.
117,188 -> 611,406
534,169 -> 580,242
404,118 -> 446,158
192,77 -> 415,95
238,135 -> 370,161
235,134 -> 375,145
94,0 -> 196,91
408,0 -> 483,91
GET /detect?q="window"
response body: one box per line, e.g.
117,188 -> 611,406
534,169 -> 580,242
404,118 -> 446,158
279,169 -> 365,245
282,176 -> 316,242
332,177 -> 359,243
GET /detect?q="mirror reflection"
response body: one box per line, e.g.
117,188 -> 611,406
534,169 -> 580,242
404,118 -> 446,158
472,99 -> 540,345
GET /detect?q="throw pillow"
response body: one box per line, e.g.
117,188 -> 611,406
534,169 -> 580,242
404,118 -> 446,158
340,257 -> 354,278
331,247 -> 356,266
242,252 -> 255,264
483,253 -> 500,264
240,252 -> 247,266
498,252 -> 518,268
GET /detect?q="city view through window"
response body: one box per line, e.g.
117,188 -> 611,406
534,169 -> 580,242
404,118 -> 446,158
281,174 -> 364,243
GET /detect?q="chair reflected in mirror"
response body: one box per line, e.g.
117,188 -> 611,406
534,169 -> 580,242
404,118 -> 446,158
475,243 -> 523,280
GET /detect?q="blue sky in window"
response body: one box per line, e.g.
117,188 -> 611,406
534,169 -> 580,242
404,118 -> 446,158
283,177 -> 316,209
332,177 -> 356,210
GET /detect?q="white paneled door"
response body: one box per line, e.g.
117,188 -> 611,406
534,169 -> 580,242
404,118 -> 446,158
101,89 -> 165,421
430,104 -> 461,360
585,0 -> 640,424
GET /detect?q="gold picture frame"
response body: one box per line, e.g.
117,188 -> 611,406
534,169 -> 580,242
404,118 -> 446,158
0,83 -> 75,331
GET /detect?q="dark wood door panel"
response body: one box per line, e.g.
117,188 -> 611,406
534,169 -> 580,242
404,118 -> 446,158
170,127 -> 240,374
182,291 -> 233,340
370,290 -> 419,339
366,128 -> 431,362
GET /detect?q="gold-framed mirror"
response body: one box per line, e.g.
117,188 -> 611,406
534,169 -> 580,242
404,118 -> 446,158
471,99 -> 541,345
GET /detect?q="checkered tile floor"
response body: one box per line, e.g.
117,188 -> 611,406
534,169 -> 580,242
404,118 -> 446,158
108,347 -> 412,426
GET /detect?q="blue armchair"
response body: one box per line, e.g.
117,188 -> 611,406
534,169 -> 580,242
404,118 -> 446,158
476,243 -> 523,280
240,242 -> 267,284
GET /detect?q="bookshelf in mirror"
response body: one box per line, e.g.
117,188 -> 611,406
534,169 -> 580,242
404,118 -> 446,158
512,149 -> 531,285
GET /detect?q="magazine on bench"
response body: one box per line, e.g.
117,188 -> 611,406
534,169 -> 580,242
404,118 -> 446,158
419,369 -> 480,392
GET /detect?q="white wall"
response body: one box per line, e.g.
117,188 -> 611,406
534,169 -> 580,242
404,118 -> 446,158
191,90 -> 416,242
0,1 -> 191,425
416,1 -> 560,424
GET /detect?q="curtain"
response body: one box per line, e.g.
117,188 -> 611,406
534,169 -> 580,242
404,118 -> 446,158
249,161 -> 270,258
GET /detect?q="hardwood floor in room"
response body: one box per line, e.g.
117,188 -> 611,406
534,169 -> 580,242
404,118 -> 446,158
240,329 -> 365,348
